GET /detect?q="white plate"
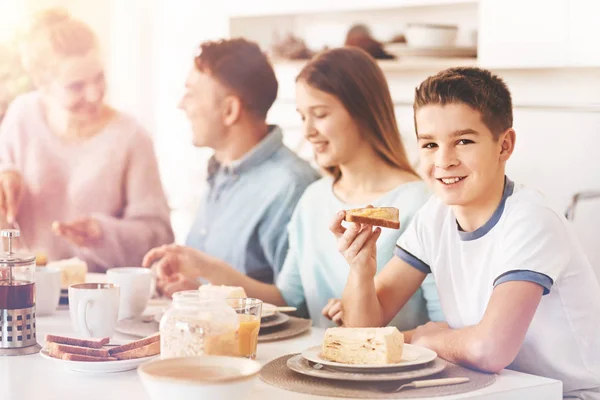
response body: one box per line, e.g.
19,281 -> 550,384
40,348 -> 156,373
301,344 -> 437,373
287,354 -> 445,381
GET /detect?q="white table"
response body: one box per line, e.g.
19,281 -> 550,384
1,308 -> 563,400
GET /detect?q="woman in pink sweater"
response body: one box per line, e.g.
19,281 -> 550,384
0,9 -> 174,271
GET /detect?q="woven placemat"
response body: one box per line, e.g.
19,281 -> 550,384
258,317 -> 311,343
260,354 -> 496,398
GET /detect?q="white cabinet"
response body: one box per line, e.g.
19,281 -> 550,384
479,0 -> 600,68
478,0 -> 569,68
568,0 -> 600,66
225,0 -> 478,17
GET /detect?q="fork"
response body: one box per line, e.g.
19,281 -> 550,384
376,377 -> 470,393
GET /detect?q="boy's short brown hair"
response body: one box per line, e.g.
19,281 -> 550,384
414,67 -> 513,139
195,38 -> 277,119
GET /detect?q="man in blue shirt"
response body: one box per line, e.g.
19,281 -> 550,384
144,38 -> 317,295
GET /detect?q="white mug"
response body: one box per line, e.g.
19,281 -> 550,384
35,267 -> 61,316
106,267 -> 154,320
69,283 -> 120,338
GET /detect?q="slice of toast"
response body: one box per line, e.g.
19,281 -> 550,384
48,347 -> 116,362
45,334 -> 109,349
108,333 -> 160,356
113,340 -> 160,360
345,207 -> 400,229
62,353 -> 117,362
47,342 -> 110,358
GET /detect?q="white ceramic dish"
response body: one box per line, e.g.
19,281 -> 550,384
138,355 -> 261,400
385,43 -> 476,58
301,344 -> 437,373
405,23 -> 458,48
40,348 -> 156,373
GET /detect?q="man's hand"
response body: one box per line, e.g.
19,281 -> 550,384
143,244 -> 216,283
155,272 -> 200,298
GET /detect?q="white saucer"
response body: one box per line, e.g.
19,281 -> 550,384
40,348 -> 156,373
287,353 -> 445,381
301,344 -> 437,373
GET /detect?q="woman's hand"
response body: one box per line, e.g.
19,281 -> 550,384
52,217 -> 102,247
329,210 -> 381,279
0,170 -> 24,224
322,298 -> 344,326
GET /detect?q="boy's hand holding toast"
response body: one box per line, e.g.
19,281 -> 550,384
330,206 -> 399,278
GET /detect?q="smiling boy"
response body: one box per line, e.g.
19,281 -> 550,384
334,67 -> 600,399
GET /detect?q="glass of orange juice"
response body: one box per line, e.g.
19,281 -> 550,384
227,298 -> 262,359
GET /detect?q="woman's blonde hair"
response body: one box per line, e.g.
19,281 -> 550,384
296,47 -> 417,180
20,8 -> 98,85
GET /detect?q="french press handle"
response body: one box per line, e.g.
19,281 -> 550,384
1,229 -> 20,238
1,229 -> 20,254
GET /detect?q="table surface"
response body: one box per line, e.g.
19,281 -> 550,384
1,308 -> 563,400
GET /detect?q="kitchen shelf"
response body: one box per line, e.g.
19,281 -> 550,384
273,57 -> 478,73
226,0 -> 478,18
378,57 -> 477,71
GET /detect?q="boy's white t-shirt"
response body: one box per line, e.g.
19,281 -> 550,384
396,178 -> 600,397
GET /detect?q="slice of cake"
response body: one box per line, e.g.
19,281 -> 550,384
345,207 -> 400,229
321,327 -> 404,364
198,284 -> 247,299
46,257 -> 88,289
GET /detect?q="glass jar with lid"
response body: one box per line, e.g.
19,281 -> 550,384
159,291 -> 239,359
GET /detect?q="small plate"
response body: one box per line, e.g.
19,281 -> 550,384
40,348 -> 156,373
261,312 -> 290,329
261,303 -> 278,319
116,318 -> 159,338
287,354 -> 445,381
301,344 -> 437,373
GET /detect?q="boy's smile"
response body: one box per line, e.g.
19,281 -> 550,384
415,103 -> 514,229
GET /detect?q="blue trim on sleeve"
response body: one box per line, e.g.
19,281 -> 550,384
493,270 -> 554,295
394,246 -> 431,274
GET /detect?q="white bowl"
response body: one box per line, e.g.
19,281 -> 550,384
138,356 -> 262,400
405,24 -> 458,48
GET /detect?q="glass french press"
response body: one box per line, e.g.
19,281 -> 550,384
0,229 -> 41,356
